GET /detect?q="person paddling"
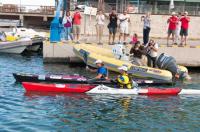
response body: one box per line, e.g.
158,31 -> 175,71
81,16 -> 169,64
87,59 -> 109,81
116,66 -> 132,89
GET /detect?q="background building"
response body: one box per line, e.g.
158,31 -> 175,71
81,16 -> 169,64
77,0 -> 200,15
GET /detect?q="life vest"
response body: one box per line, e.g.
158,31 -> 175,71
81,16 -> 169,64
117,73 -> 132,89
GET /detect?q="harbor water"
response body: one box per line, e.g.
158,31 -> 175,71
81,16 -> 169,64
0,53 -> 200,131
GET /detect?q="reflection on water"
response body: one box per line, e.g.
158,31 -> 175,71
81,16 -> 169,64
0,54 -> 200,131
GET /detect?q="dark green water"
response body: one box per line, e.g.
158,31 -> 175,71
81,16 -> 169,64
0,54 -> 200,131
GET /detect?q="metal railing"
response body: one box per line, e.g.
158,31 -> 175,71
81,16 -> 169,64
138,5 -> 200,16
0,4 -> 55,15
0,3 -> 200,16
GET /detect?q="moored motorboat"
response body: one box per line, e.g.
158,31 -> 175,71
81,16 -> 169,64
13,73 -> 173,86
6,28 -> 46,52
73,44 -> 188,81
0,37 -> 32,54
22,82 -> 191,95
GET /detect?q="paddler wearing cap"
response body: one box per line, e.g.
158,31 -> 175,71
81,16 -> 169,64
116,65 -> 132,89
87,59 -> 109,80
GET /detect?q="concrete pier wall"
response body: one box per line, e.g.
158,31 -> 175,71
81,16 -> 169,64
43,41 -> 82,63
43,42 -> 200,67
158,46 -> 200,67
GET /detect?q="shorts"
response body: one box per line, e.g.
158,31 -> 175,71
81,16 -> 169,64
73,25 -> 81,35
120,25 -> 129,34
168,29 -> 175,35
108,27 -> 117,34
180,28 -> 188,36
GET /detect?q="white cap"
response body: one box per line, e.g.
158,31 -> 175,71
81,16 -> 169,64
118,66 -> 128,71
184,11 -> 188,15
172,12 -> 176,15
94,59 -> 103,64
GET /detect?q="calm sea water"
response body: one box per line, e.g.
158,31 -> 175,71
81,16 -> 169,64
0,53 -> 200,132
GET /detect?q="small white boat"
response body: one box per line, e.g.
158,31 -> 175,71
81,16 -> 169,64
0,38 -> 32,54
6,28 -> 46,52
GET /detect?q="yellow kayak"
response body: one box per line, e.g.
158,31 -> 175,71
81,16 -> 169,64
73,44 -> 188,81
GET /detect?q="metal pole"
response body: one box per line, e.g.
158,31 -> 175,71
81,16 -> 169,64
184,0 -> 186,11
19,0 -> 21,12
116,0 -> 118,12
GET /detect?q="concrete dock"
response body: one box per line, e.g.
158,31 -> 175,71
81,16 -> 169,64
43,41 -> 81,63
43,39 -> 200,67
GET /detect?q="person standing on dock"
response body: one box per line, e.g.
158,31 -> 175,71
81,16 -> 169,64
106,8 -> 118,45
63,11 -> 73,41
180,11 -> 190,46
72,7 -> 82,44
96,10 -> 105,45
141,12 -> 151,46
175,12 -> 182,45
118,10 -> 130,44
146,39 -> 158,68
167,12 -> 178,46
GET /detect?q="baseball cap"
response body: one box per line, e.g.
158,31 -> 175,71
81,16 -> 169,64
94,59 -> 103,64
118,66 -> 128,71
171,12 -> 176,15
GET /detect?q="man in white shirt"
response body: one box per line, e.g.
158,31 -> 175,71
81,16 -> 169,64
118,10 -> 130,44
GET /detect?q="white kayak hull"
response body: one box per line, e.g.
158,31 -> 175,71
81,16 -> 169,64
179,89 -> 200,95
87,85 -> 200,95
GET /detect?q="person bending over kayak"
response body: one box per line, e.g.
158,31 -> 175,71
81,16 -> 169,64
87,59 -> 109,80
116,66 -> 132,89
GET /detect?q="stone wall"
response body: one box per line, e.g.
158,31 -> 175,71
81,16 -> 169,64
80,13 -> 200,39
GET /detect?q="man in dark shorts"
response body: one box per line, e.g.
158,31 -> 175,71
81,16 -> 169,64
167,12 -> 178,46
180,11 -> 190,46
107,9 -> 118,45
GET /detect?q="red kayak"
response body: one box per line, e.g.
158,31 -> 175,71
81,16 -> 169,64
22,82 -> 181,95
22,82 -> 96,93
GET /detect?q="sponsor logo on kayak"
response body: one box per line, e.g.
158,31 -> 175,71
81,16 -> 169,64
98,87 -> 108,91
77,78 -> 87,81
38,75 -> 46,80
55,84 -> 66,88
50,75 -> 62,79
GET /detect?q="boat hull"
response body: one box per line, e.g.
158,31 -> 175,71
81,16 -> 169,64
13,73 -> 173,86
0,38 -> 32,54
22,82 -> 182,95
73,44 -> 173,81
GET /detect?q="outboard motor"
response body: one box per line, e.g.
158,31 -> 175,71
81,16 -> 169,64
0,31 -> 6,41
156,53 -> 188,80
112,43 -> 129,61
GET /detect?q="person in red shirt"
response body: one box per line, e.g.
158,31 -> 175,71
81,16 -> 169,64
180,11 -> 190,46
167,12 -> 178,46
72,7 -> 82,44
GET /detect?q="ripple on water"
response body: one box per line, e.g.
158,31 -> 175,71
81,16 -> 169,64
0,54 -> 200,131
